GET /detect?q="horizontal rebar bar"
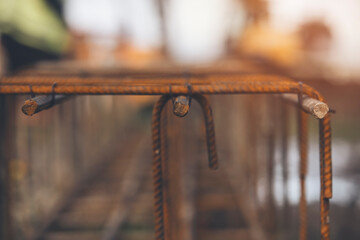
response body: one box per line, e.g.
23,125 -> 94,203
0,72 -> 333,240
21,95 -> 71,116
0,74 -> 297,85
0,78 -> 324,102
281,93 -> 329,119
0,74 -> 293,85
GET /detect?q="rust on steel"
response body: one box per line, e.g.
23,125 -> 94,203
21,94 -> 70,116
282,93 -> 329,119
319,114 -> 332,240
192,94 -> 218,170
152,95 -> 170,240
171,93 -> 218,169
173,96 -> 190,117
0,75 -> 323,101
152,94 -> 218,239
0,73 -> 333,239
1,74 -> 298,85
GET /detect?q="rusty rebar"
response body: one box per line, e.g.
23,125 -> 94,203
173,96 -> 191,117
192,94 -> 218,170
21,94 -> 70,116
0,73 -> 333,239
321,115 -> 332,199
152,95 -> 170,240
1,74 -> 294,85
0,75 -> 324,101
319,114 -> 332,240
152,93 -> 218,240
282,93 -> 329,119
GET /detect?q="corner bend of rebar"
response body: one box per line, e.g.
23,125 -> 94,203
295,81 -> 332,199
298,82 -> 325,102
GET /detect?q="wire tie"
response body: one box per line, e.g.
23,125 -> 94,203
29,85 -> 35,98
49,82 -> 57,108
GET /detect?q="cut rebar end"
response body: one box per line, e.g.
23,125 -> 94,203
282,94 -> 329,119
22,99 -> 38,116
173,96 -> 190,117
312,102 -> 329,119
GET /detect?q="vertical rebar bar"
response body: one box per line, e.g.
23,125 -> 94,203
152,95 -> 171,240
192,94 -> 218,170
151,93 -> 218,240
319,114 -> 332,240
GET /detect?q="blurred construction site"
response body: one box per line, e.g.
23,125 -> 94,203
0,0 -> 360,240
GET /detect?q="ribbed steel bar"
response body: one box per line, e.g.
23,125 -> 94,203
0,74 -> 296,85
319,114 -> 332,240
0,81 -> 323,102
21,94 -> 70,116
192,94 -> 218,170
0,73 -> 332,239
152,95 -> 170,240
151,94 -> 218,240
282,93 -> 329,119
321,115 -> 332,199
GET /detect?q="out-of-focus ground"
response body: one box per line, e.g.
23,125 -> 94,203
1,0 -> 360,240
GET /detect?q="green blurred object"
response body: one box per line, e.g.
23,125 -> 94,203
0,0 -> 69,54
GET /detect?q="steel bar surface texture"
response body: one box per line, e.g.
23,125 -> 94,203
0,75 -> 324,101
192,95 -> 218,170
21,94 -> 70,116
0,73 -> 333,239
152,95 -> 169,240
1,75 -> 302,85
282,93 -> 329,119
151,94 -> 218,240
319,115 -> 332,240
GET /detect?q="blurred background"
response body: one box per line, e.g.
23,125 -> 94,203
1,0 -> 360,239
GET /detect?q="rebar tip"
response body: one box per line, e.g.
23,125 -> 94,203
312,102 -> 329,119
173,96 -> 190,117
21,99 -> 38,116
